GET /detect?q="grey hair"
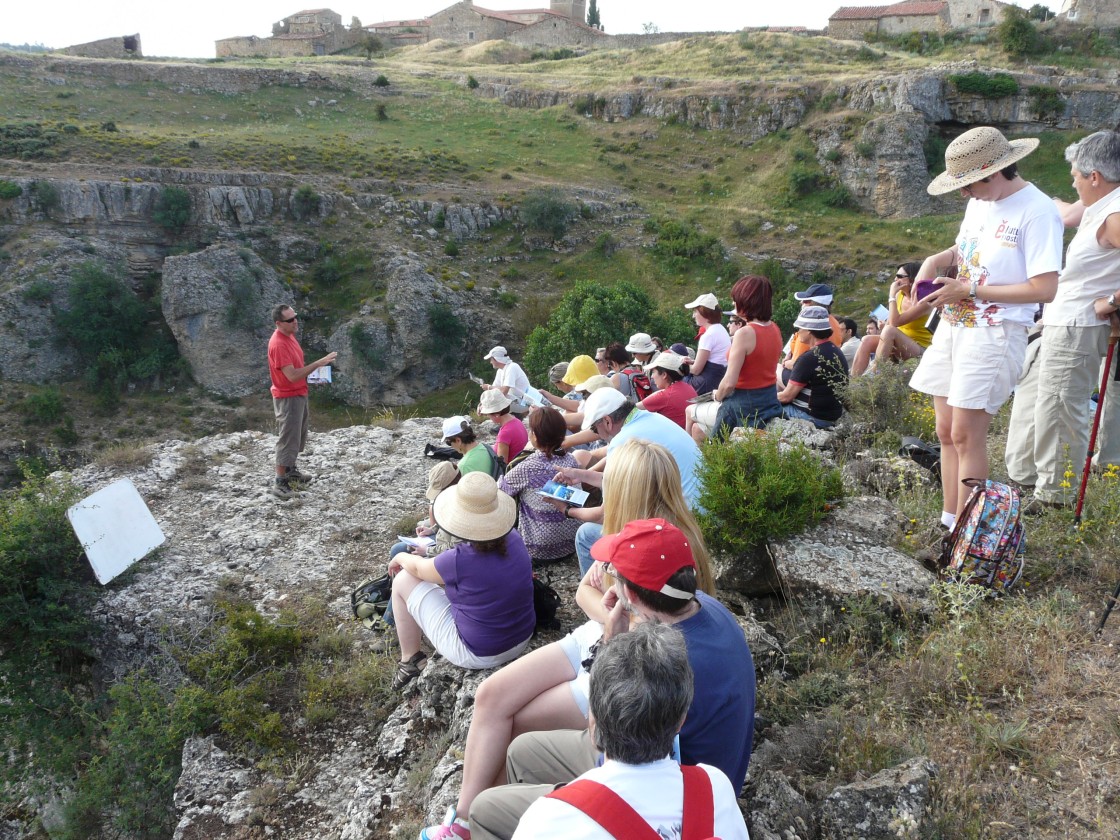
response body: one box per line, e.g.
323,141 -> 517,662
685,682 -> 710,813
1064,130 -> 1120,183
606,400 -> 635,426
271,303 -> 293,323
589,623 -> 694,764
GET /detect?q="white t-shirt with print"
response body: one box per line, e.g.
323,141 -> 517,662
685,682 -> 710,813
943,182 -> 1063,328
511,758 -> 749,840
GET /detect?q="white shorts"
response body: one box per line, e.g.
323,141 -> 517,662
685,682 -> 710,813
686,401 -> 720,437
909,322 -> 1028,415
406,582 -> 530,670
556,619 -> 602,718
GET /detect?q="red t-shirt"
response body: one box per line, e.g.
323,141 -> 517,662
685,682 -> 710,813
737,322 -> 783,390
641,380 -> 698,428
269,330 -> 307,398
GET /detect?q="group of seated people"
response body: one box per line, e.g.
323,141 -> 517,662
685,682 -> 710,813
372,270 -> 935,838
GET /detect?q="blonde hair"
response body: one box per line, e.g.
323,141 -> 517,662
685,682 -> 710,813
602,438 -> 714,595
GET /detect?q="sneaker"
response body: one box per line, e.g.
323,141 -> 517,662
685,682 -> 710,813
1021,496 -> 1067,517
270,478 -> 296,500
420,808 -> 470,840
286,466 -> 314,484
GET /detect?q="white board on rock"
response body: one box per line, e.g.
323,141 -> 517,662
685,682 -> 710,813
66,478 -> 166,585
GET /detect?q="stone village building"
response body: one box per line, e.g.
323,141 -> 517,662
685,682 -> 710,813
216,9 -> 361,58
1059,0 -> 1120,27
827,0 -> 1015,40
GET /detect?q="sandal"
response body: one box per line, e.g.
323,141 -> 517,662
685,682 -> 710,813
392,651 -> 427,690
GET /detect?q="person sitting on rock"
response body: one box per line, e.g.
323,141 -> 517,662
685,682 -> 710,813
636,352 -> 697,429
478,390 -> 528,465
538,354 -> 598,412
838,316 -> 861,369
682,292 -> 730,396
777,305 -> 850,429
443,415 -> 497,477
850,262 -> 934,376
387,472 -> 535,691
481,346 -> 531,414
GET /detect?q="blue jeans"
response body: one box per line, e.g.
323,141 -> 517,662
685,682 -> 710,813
715,386 -> 781,437
781,403 -> 836,430
380,542 -> 413,626
575,522 -> 603,577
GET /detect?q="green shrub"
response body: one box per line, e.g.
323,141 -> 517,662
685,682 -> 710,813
844,357 -> 937,446
33,179 -> 60,212
22,387 -> 66,424
425,303 -> 466,367
1027,85 -> 1063,121
374,74 -> 390,87
349,323 -> 386,368
21,278 -> 53,303
152,185 -> 191,233
0,179 -> 22,199
292,184 -> 321,220
697,434 -> 844,556
225,271 -> 262,330
520,188 -> 577,241
948,71 -> 1020,98
467,75 -> 479,89
376,103 -> 389,121
997,7 -> 1044,59
924,132 -> 949,174
789,164 -> 824,195
0,122 -> 61,159
647,217 -> 723,270
100,120 -> 118,132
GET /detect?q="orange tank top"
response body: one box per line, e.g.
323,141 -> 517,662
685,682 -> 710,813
736,321 -> 783,390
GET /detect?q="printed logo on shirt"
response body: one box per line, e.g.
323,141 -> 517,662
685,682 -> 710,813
994,219 -> 1022,248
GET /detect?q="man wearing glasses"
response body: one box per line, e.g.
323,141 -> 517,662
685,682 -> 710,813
268,304 -> 336,500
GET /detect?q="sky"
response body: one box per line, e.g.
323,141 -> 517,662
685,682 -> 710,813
4,0 -> 1052,59
2,0 -> 1048,58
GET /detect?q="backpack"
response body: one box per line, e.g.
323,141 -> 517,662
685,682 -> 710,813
899,436 -> 941,484
619,364 -> 654,402
350,574 -> 393,629
532,572 -> 562,633
546,764 -> 715,840
939,478 -> 1025,595
482,443 -> 506,479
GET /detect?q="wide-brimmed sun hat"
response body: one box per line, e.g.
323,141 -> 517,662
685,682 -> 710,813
562,354 -> 598,386
432,471 -> 516,542
927,126 -> 1039,196
425,461 -> 459,501
793,305 -> 832,332
573,374 -> 614,394
590,518 -> 696,600
644,351 -> 685,375
479,389 -> 512,414
684,292 -> 719,310
483,345 -> 510,363
625,332 -> 657,354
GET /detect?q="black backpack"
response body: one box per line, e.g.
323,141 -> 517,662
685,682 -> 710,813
483,443 -> 506,479
351,575 -> 393,629
532,572 -> 562,633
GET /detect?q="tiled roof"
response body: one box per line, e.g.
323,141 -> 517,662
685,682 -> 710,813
830,6 -> 892,20
472,6 -> 529,23
290,9 -> 331,15
829,1 -> 946,20
366,18 -> 430,28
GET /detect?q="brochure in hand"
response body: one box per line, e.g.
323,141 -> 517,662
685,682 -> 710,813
308,365 -> 332,384
511,385 -> 550,409
537,480 -> 590,507
396,535 -> 436,549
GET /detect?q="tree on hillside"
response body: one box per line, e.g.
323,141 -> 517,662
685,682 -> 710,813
362,35 -> 383,59
997,7 -> 1044,59
642,22 -> 660,34
1027,4 -> 1053,22
587,0 -> 601,29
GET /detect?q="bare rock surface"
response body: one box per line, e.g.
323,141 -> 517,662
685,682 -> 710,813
818,757 -> 938,840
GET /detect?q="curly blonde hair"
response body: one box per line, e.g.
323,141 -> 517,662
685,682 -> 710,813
602,438 -> 714,595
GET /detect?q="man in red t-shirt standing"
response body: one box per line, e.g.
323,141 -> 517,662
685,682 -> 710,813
268,304 -> 336,499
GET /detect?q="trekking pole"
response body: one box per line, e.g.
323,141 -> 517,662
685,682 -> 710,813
1075,313 -> 1120,529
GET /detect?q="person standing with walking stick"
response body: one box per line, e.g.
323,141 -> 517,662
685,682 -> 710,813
1004,130 -> 1120,514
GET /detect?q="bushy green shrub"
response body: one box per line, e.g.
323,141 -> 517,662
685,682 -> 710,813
444,239 -> 460,256
425,303 -> 466,367
349,323 -> 386,368
697,434 -> 844,556
1027,85 -> 1063,121
22,387 -> 66,424
0,122 -> 61,159
948,71 -> 1020,98
374,74 -> 390,87
997,7 -> 1045,59
152,185 -> 191,233
520,188 -> 577,241
21,277 -> 53,303
647,217 -> 723,270
467,74 -> 479,89
33,179 -> 60,212
292,184 -> 321,220
844,357 -> 937,447
522,280 -> 690,382
0,179 -> 22,199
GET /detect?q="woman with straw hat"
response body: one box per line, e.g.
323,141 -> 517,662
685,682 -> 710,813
386,472 -> 535,689
909,125 -> 1064,550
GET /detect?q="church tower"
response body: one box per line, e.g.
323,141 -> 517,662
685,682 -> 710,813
551,0 -> 587,24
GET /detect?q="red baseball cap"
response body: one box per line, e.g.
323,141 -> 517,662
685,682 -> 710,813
591,518 -> 696,600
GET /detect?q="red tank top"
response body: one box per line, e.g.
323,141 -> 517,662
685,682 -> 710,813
736,321 -> 783,390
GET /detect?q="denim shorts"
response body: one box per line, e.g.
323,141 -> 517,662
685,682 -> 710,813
714,386 -> 781,436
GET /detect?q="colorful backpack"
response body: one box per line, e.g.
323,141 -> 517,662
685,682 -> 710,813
619,364 -> 654,402
939,478 -> 1025,594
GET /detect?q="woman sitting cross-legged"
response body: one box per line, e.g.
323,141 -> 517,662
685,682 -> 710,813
418,438 -> 714,840
498,408 -> 582,563
386,472 -> 535,690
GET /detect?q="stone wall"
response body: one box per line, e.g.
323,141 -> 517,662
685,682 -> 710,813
428,2 -> 520,43
606,31 -> 729,49
947,0 -> 1010,28
878,11 -> 950,35
1061,0 -> 1120,26
59,34 -> 142,59
508,18 -> 609,48
828,18 -> 879,40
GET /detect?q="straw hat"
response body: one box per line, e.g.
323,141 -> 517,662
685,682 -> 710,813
479,389 -> 512,414
562,354 -> 598,386
425,461 -> 459,501
432,471 -> 516,542
927,126 -> 1039,196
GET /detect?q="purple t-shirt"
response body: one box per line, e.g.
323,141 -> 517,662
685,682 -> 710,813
433,528 -> 536,657
496,418 -> 528,461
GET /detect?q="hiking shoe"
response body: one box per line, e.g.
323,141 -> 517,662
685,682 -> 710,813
914,524 -> 949,573
420,808 -> 470,840
286,466 -> 314,484
1022,496 -> 1067,517
270,478 -> 296,500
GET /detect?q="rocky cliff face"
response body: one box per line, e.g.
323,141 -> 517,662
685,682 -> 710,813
6,418 -> 937,840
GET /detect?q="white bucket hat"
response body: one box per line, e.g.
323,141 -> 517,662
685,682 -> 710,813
793,306 -> 832,332
479,389 -> 512,414
483,345 -> 510,363
432,472 -> 516,542
625,332 -> 657,354
684,292 -> 719,310
927,126 -> 1039,196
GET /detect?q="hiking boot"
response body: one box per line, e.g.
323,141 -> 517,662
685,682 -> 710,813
420,808 -> 470,840
1021,496 -> 1067,517
914,524 -> 949,573
286,466 -> 314,484
270,478 -> 297,500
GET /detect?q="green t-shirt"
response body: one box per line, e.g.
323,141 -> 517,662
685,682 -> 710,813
458,444 -> 494,476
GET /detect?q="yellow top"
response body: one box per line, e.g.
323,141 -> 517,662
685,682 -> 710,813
896,290 -> 933,348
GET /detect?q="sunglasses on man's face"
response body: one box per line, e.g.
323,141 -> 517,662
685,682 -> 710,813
280,315 -> 298,323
